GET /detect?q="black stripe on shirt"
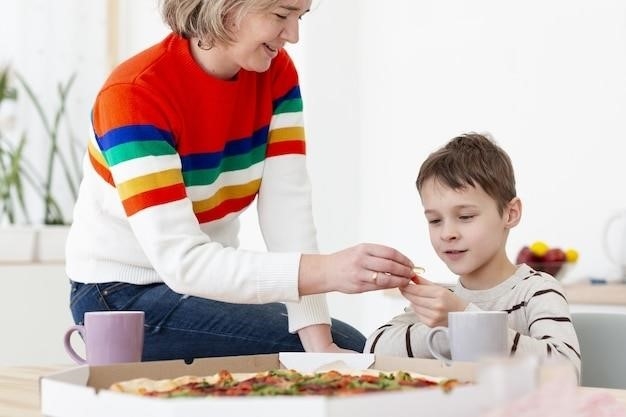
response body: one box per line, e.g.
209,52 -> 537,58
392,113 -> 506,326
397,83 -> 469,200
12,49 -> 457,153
503,289 -> 566,314
510,332 -> 521,355
547,342 -> 568,359
528,316 -> 571,331
504,301 -> 526,313
513,272 -> 542,292
564,342 -> 581,359
542,339 -> 578,360
531,288 -> 567,302
522,271 -> 543,281
369,328 -> 388,353
547,344 -> 552,356
405,324 -> 415,358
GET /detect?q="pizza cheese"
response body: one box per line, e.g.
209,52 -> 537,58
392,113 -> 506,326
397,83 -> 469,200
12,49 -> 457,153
110,369 -> 459,398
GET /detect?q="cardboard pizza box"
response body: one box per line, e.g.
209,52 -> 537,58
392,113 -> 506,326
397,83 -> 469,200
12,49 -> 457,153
40,353 -> 497,417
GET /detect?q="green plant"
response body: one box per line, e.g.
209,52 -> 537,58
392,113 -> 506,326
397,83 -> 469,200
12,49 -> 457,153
0,67 -> 82,225
0,68 -> 28,224
0,135 -> 30,224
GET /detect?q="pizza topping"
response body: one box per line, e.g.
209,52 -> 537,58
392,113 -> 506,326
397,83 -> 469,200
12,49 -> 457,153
113,369 -> 459,398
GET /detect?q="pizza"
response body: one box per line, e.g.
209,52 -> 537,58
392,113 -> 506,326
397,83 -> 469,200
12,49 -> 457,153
109,368 -> 459,398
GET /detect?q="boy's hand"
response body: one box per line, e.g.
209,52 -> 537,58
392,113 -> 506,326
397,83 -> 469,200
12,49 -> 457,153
400,275 -> 468,328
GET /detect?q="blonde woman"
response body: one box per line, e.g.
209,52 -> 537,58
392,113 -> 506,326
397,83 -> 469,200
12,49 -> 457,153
66,0 -> 416,361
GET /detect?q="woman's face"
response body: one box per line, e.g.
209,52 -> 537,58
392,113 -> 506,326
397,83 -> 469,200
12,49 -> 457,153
216,0 -> 312,76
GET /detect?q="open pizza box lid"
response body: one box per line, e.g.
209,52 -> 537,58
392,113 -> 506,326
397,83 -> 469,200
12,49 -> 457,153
40,352 -> 539,417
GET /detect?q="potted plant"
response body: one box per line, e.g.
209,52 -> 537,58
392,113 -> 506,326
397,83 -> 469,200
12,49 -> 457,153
0,67 -> 83,262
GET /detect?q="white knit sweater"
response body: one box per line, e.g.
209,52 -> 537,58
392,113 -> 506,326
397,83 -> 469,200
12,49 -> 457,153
65,38 -> 330,333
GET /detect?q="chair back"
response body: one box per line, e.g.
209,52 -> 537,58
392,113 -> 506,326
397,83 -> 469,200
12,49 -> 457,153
571,309 -> 626,389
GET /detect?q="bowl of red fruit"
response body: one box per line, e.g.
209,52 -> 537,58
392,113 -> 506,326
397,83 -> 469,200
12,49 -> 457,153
516,241 -> 578,279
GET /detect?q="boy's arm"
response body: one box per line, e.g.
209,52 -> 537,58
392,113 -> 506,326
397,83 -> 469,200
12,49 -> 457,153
500,281 -> 581,379
364,310 -> 445,358
365,278 -> 468,357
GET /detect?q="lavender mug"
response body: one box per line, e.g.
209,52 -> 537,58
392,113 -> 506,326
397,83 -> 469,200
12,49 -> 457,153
64,311 -> 145,365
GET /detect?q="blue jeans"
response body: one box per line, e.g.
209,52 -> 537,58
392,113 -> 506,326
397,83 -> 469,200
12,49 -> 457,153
69,281 -> 366,361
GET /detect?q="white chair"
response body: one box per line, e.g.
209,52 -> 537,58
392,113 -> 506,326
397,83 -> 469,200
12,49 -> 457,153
570,308 -> 626,389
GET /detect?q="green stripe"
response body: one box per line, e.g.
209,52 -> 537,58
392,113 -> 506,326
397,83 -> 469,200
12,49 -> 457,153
104,141 -> 176,166
183,146 -> 266,186
275,98 -> 302,114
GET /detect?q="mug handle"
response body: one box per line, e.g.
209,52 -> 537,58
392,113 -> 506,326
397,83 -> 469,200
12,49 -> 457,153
603,210 -> 626,266
426,326 -> 452,366
63,325 -> 87,365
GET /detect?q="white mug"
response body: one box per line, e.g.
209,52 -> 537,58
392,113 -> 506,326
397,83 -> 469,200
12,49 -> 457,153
427,311 -> 508,364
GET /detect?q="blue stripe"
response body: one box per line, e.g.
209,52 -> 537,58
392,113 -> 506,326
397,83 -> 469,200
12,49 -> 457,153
97,125 -> 175,151
180,126 -> 269,171
273,85 -> 301,110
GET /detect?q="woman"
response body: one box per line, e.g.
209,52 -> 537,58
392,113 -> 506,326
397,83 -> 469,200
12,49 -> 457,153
66,0 -> 416,361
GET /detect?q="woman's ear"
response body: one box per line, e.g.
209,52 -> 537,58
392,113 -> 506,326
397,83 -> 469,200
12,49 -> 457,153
504,197 -> 522,229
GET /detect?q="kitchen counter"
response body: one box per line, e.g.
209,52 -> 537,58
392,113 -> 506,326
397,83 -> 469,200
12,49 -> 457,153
564,282 -> 626,306
385,281 -> 626,307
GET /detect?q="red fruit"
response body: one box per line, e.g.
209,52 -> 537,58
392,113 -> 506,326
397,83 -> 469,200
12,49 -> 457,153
516,246 -> 538,264
543,248 -> 566,263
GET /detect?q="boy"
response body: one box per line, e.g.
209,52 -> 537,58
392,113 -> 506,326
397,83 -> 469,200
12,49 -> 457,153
365,133 -> 581,376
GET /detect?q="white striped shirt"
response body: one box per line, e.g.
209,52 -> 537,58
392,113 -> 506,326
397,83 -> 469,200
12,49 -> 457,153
365,264 -> 581,377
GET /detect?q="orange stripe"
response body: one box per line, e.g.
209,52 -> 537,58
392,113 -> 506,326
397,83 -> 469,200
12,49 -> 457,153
266,140 -> 306,157
122,183 -> 187,216
196,194 -> 256,224
118,169 -> 183,201
89,151 -> 115,186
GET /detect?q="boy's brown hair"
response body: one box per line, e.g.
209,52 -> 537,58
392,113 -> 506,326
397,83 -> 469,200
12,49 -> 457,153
416,133 -> 517,214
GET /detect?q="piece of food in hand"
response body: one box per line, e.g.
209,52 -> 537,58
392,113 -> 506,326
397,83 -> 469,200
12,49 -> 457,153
412,266 -> 425,275
411,266 -> 426,284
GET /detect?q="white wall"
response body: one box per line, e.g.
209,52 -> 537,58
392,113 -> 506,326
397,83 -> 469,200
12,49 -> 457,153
299,0 -> 626,334
0,0 -> 110,224
0,264 -> 76,365
354,0 -> 626,285
2,1 -> 625,338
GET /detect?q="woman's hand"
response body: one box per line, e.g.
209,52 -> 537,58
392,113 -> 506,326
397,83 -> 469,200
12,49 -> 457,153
297,324 -> 356,353
321,343 -> 356,353
400,275 -> 468,328
299,243 -> 416,295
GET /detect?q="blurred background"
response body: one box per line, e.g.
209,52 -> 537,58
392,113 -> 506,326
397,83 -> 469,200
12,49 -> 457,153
1,0 -> 625,352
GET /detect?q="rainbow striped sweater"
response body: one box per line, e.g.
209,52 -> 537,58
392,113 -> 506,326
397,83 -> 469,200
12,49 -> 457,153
65,33 -> 330,332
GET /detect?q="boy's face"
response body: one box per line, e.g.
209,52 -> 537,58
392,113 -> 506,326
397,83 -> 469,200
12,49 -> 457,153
420,178 -> 515,285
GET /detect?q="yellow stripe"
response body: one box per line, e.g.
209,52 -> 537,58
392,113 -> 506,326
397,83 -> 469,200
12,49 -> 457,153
268,126 -> 305,144
192,179 -> 261,212
118,169 -> 183,199
88,141 -> 108,166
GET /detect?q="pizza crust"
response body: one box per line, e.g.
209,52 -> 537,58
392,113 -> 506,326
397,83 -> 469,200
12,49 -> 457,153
110,372 -> 258,395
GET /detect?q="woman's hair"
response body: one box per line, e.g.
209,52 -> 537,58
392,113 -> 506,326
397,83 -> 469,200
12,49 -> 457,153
160,0 -> 283,45
416,133 -> 517,215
